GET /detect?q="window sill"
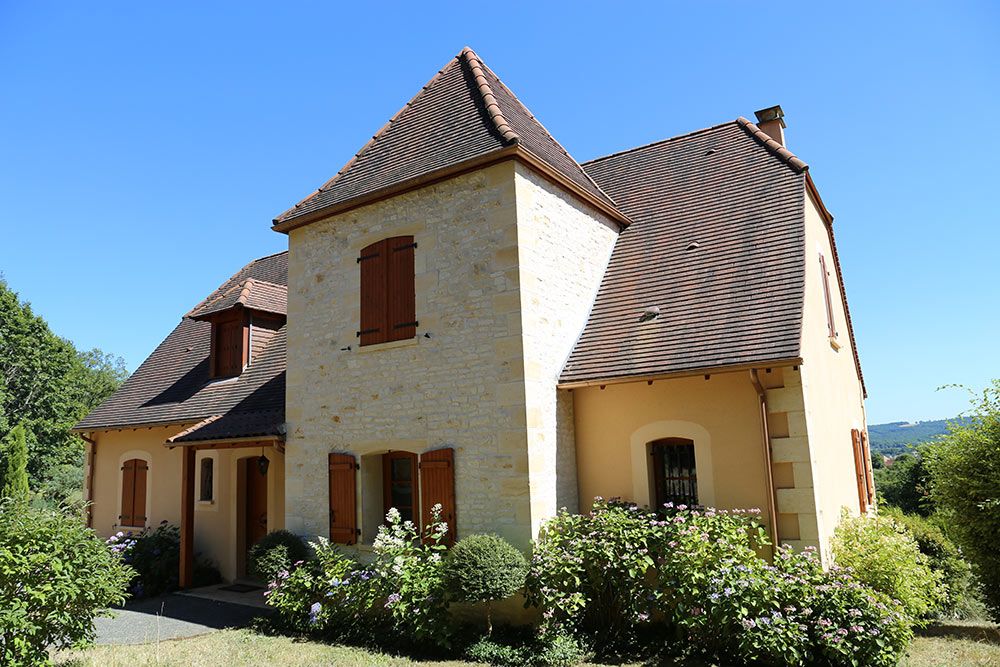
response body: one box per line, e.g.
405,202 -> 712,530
356,336 -> 420,354
829,336 -> 842,351
197,499 -> 215,506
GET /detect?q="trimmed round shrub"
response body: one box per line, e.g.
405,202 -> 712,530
446,534 -> 528,634
832,509 -> 946,623
0,500 -> 133,664
248,529 -> 311,582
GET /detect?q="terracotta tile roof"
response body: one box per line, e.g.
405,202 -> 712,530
187,278 -> 287,320
74,252 -> 287,437
273,47 -> 622,228
166,410 -> 285,444
560,121 -> 808,384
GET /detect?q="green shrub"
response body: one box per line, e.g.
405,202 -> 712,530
528,499 -> 913,666
0,425 -> 30,502
107,522 -> 220,598
832,509 -> 946,622
465,635 -> 529,665
923,381 -> 1000,619
0,500 -> 133,665
882,507 -> 985,619
463,628 -> 586,667
445,534 -> 527,634
248,529 -> 311,583
266,505 -> 452,649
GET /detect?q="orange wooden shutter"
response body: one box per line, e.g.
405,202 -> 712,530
133,460 -> 148,527
850,429 -> 868,513
214,319 -> 243,377
861,431 -> 876,506
419,448 -> 456,545
387,236 -> 416,342
120,459 -> 136,525
328,453 -> 357,544
820,254 -> 838,338
359,240 -> 388,346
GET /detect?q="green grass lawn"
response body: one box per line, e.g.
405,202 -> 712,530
54,629 -> 1000,667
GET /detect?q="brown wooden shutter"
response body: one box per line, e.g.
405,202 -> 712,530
328,453 -> 357,545
133,460 -> 148,527
861,430 -> 876,507
850,429 -> 868,513
359,240 -> 388,346
387,236 -> 416,342
820,253 -> 838,338
214,319 -> 243,377
120,459 -> 136,526
419,448 -> 456,545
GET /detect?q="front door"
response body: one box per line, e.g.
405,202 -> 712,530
244,457 -> 268,551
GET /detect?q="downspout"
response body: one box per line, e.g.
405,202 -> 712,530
749,370 -> 780,551
80,433 -> 97,528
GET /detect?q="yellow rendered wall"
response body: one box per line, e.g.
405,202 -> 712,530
573,372 -> 772,530
798,190 -> 869,560
86,426 -> 284,581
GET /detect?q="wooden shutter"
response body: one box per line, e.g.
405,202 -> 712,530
214,318 -> 244,377
850,429 -> 868,513
120,458 -> 147,527
328,453 -> 357,545
120,459 -> 136,526
359,240 -> 388,346
419,448 -> 456,545
819,254 -> 838,338
861,431 -> 876,507
387,236 -> 416,342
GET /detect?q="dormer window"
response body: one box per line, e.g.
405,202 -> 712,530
187,277 -> 288,379
211,313 -> 247,378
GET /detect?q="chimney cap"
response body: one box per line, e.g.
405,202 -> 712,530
754,105 -> 786,128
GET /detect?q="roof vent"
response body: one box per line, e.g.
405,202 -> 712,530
754,105 -> 786,146
639,306 -> 660,323
686,241 -> 701,251
705,148 -> 718,155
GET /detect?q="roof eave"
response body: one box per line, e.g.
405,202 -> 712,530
557,357 -> 804,389
271,145 -> 631,235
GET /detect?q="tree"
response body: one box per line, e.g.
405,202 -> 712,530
0,425 -> 29,502
0,279 -> 127,504
923,380 -> 1000,619
874,450 -> 933,516
445,534 -> 528,635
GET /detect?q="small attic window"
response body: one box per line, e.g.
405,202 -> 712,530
210,314 -> 246,379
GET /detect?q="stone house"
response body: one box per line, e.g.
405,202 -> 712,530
75,47 -> 875,585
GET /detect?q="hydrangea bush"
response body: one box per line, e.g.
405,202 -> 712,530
266,504 -> 452,648
107,521 -> 220,598
527,498 -> 913,666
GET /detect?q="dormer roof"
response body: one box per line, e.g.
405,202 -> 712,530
187,278 -> 287,321
273,47 -> 628,231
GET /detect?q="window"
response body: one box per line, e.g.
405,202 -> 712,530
328,448 -> 456,547
382,451 -> 418,525
851,429 -> 875,512
650,438 -> 697,509
120,458 -> 148,527
819,253 -> 838,339
358,236 -> 416,346
199,457 -> 214,502
211,315 -> 246,378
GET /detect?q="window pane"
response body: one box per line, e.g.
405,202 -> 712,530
391,457 -> 412,481
199,458 -> 213,501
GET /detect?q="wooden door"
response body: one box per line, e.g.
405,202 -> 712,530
244,457 -> 268,549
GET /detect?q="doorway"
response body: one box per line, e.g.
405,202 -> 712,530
243,457 -> 268,555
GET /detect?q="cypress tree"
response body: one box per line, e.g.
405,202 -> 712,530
1,424 -> 30,502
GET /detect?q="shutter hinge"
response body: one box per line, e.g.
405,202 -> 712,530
357,253 -> 379,263
356,528 -> 361,536
393,242 -> 417,252
393,321 -> 418,329
356,328 -> 379,337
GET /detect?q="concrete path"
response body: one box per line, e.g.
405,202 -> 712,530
95,593 -> 270,645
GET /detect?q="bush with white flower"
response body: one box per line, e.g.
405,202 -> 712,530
266,504 -> 453,648
527,498 -> 912,666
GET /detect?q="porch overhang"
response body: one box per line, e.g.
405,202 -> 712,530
556,357 -> 803,390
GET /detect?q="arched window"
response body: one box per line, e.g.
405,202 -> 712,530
649,438 -> 697,509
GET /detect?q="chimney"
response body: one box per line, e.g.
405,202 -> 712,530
754,105 -> 786,146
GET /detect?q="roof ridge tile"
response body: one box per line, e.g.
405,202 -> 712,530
461,47 -> 519,145
735,117 -> 808,172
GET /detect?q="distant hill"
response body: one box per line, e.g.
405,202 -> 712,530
867,418 -> 972,458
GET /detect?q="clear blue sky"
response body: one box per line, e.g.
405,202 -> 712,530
1,2 -> 997,424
